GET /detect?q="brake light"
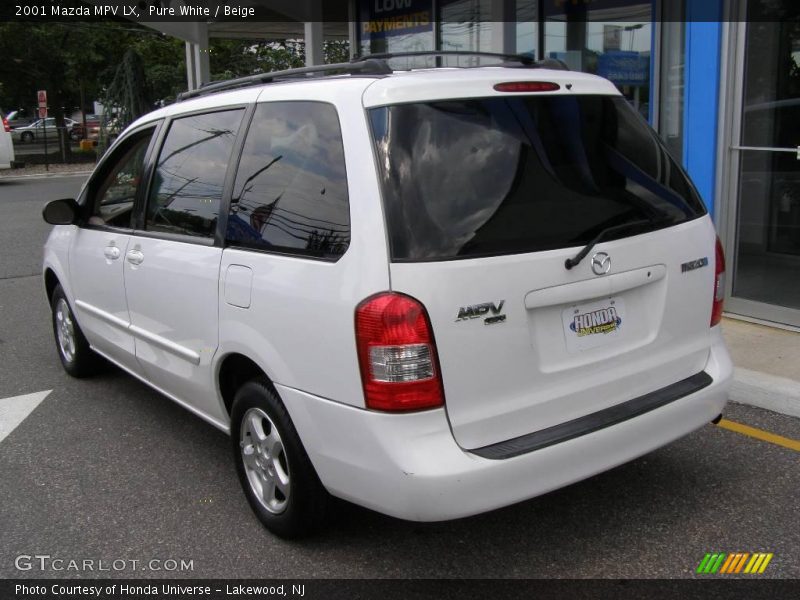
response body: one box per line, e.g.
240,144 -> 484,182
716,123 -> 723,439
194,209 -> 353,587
2,118 -> 9,133
355,292 -> 444,412
494,81 -> 561,93
711,237 -> 726,327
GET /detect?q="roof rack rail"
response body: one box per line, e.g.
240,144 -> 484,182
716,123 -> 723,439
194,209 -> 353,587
177,58 -> 392,101
351,50 -> 537,66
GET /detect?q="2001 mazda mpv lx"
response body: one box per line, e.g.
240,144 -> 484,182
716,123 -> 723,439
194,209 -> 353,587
42,53 -> 732,537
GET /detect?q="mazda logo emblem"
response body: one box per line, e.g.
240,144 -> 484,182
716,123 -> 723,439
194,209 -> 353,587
591,252 -> 611,275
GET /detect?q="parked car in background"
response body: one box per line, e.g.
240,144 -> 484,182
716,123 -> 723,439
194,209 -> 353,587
71,114 -> 102,141
12,117 -> 77,143
0,110 -> 16,169
4,109 -> 36,129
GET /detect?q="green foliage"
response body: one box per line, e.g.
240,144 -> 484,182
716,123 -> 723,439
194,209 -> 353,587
0,20 -> 351,118
103,49 -> 150,128
324,40 -> 352,65
209,39 -> 351,82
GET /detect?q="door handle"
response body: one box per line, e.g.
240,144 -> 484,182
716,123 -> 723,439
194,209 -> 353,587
126,249 -> 144,266
103,246 -> 120,260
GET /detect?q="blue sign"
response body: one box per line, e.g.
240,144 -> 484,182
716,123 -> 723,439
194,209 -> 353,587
597,51 -> 650,87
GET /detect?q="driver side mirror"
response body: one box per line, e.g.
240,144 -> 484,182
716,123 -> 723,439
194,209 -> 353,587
42,198 -> 80,225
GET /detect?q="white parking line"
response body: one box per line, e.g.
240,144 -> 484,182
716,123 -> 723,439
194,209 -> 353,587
0,390 -> 51,444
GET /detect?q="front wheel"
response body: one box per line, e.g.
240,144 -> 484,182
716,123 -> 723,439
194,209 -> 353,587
231,378 -> 328,538
50,284 -> 101,377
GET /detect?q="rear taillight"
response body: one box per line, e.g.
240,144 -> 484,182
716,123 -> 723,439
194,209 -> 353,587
711,237 -> 726,327
355,292 -> 444,412
2,118 -> 9,133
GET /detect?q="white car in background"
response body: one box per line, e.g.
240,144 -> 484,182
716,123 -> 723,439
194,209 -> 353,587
12,117 -> 77,143
41,52 -> 732,538
0,111 -> 15,169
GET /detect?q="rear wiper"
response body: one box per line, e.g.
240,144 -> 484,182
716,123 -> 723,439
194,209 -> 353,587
564,218 -> 660,270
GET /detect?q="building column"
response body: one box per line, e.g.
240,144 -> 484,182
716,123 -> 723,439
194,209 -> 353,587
348,0 -> 358,59
305,21 -> 324,66
185,23 -> 210,91
683,0 -> 723,216
491,0 -> 516,55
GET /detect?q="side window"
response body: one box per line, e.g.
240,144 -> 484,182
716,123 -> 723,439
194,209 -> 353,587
87,128 -> 154,229
227,101 -> 350,259
146,109 -> 243,238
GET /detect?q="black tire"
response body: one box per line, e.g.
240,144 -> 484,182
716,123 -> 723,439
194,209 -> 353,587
50,284 -> 101,378
231,378 -> 328,538
21,132 -> 33,143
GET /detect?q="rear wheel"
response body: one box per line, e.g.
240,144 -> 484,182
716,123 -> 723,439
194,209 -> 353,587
231,378 -> 328,538
21,132 -> 33,143
50,284 -> 101,377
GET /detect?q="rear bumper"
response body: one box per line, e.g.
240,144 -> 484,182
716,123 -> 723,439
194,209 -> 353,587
279,328 -> 732,522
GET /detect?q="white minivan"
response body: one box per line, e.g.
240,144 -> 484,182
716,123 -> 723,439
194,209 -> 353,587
42,54 -> 732,537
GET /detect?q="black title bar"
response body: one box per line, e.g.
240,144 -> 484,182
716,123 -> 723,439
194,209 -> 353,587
2,0 -> 800,23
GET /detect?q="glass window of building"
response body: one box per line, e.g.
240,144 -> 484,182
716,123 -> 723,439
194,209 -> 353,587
543,2 -> 653,121
359,0 -> 435,63
516,0 -> 539,56
440,0 -> 493,59
658,4 -> 686,162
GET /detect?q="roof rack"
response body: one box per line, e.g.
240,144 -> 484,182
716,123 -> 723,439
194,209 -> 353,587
177,58 -> 392,101
176,51 -> 569,102
350,50 -> 537,66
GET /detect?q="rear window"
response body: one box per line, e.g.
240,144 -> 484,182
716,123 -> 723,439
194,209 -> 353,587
369,95 -> 706,262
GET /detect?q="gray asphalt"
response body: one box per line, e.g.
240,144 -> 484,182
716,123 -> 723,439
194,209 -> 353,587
0,176 -> 798,579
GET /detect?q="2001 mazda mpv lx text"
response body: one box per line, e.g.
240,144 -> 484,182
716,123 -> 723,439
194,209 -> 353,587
42,53 -> 732,537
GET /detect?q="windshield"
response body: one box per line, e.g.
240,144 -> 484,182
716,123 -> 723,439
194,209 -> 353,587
369,95 -> 706,262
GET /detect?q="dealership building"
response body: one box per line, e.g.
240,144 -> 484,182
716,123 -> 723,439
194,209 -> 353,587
131,0 -> 799,328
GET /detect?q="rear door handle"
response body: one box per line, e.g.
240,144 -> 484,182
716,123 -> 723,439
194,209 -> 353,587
103,246 -> 120,260
126,249 -> 144,266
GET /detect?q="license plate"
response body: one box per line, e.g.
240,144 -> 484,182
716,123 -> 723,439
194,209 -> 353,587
562,297 -> 626,353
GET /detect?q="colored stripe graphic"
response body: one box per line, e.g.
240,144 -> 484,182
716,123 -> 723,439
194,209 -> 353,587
719,553 -> 737,573
698,552 -> 774,574
698,553 -> 727,574
697,553 -> 713,573
723,553 -> 749,573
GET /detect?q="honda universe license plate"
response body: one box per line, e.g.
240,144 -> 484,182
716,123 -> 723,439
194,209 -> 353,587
562,297 -> 626,353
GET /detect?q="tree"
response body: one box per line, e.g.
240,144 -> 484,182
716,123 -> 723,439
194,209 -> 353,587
103,49 -> 150,127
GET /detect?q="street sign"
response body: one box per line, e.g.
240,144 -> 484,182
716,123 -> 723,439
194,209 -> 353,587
38,107 -> 47,118
37,90 -> 47,108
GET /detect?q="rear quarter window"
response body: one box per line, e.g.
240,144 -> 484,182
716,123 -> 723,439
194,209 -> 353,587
226,101 -> 350,260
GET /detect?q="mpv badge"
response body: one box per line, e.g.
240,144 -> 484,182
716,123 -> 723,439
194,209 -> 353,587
591,252 -> 611,276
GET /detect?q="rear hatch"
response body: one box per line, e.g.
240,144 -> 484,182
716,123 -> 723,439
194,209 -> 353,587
366,74 -> 717,450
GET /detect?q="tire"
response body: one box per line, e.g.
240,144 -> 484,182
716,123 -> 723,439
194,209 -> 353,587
50,284 -> 101,377
21,132 -> 33,143
231,378 -> 328,538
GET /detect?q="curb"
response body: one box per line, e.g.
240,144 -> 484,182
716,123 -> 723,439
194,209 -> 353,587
730,367 -> 800,419
0,170 -> 93,181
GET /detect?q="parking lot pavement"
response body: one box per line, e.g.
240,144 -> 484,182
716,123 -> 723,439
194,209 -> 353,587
1,176 -> 798,579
